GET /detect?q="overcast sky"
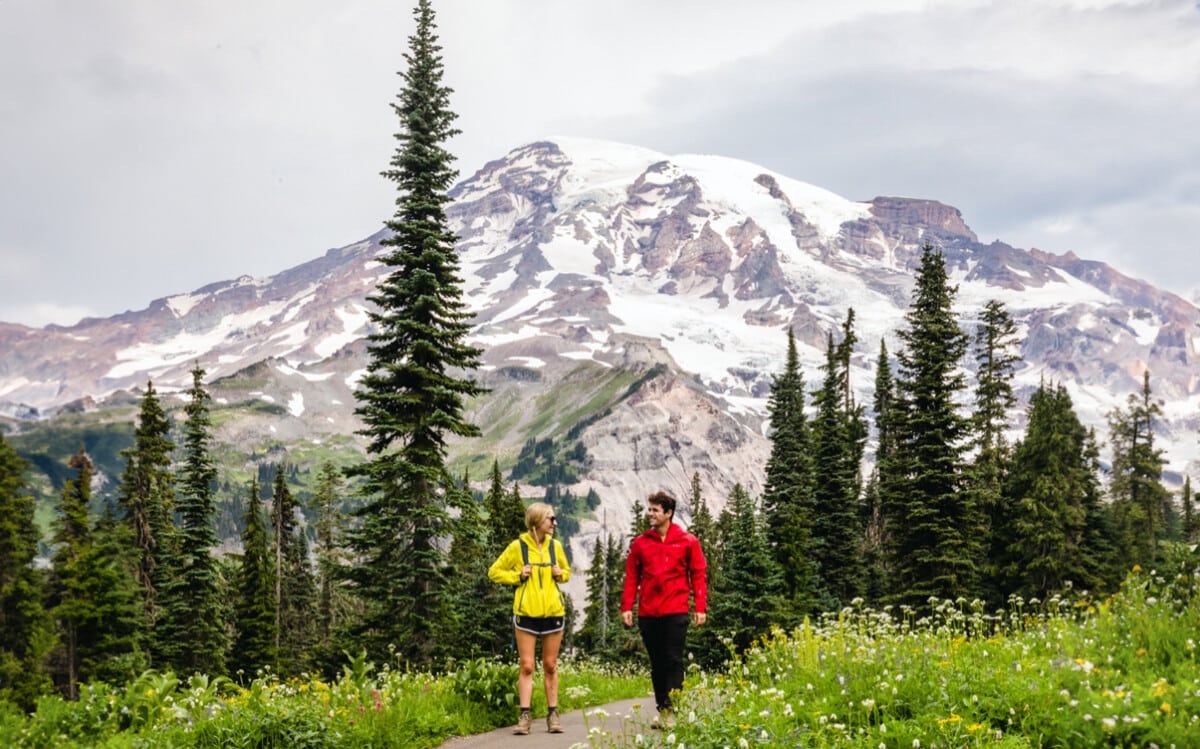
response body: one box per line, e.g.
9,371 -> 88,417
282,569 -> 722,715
2,0 -> 1198,327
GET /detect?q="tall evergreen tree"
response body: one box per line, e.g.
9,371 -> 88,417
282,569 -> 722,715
346,0 -> 485,664
761,327 -> 817,620
1107,371 -> 1172,569
116,380 -> 175,640
270,464 -> 315,674
483,461 -> 525,551
970,300 -> 1020,599
233,478 -> 275,678
810,312 -> 867,609
1182,476 -> 1197,544
158,364 -> 227,675
446,471 -> 507,657
0,434 -> 54,709
999,383 -> 1097,600
885,245 -> 977,607
861,339 -> 896,603
696,485 -> 783,667
686,472 -> 719,590
47,449 -> 95,699
310,462 -> 350,651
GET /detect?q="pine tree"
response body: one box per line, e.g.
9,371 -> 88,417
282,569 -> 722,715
810,311 -> 867,609
158,364 -> 228,675
310,462 -> 350,651
346,0 -> 485,664
885,245 -> 976,607
970,300 -> 1020,600
269,465 -> 312,673
696,485 -> 783,667
1182,476 -> 1197,544
46,450 -> 97,699
80,509 -> 146,687
861,339 -> 896,603
761,327 -> 817,620
1107,371 -> 1172,569
116,380 -> 175,640
0,434 -> 54,708
233,478 -> 275,678
686,473 -> 719,590
447,471 -> 507,657
483,461 -> 525,552
998,383 -> 1092,600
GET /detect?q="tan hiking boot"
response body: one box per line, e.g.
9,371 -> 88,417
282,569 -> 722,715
652,709 -> 674,730
547,709 -> 563,733
514,711 -> 532,735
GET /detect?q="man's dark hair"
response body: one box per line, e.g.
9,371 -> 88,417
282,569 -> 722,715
647,491 -> 676,516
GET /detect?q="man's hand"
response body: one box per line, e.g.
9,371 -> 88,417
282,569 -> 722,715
693,612 -> 706,626
621,610 -> 633,627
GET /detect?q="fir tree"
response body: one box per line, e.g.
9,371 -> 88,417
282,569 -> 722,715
233,478 -> 275,678
696,485 -> 783,667
80,509 -> 146,687
810,312 -> 867,609
999,383 -> 1093,600
970,300 -> 1020,599
761,327 -> 817,620
861,339 -> 896,603
310,462 -> 350,650
158,364 -> 228,675
447,471 -> 507,656
0,434 -> 54,709
1182,476 -> 1197,544
686,473 -> 719,590
483,461 -> 525,553
47,449 -> 95,699
116,380 -> 175,639
1107,371 -> 1172,569
886,245 -> 976,607
269,466 -> 316,675
346,0 -> 485,664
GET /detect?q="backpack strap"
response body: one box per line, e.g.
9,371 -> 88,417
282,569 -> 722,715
520,538 -> 530,567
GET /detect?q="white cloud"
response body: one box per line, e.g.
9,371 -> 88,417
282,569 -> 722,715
1,0 -> 1197,327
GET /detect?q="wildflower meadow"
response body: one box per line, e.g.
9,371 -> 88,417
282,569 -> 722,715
3,558 -> 1198,748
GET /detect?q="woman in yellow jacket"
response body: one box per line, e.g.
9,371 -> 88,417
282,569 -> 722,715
488,501 -> 571,735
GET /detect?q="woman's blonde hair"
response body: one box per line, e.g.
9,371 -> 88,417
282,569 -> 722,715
525,501 -> 554,532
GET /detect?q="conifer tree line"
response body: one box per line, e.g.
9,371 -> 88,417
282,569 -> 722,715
3,0 -> 1200,712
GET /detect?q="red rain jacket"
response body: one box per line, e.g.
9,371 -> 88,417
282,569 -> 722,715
621,523 -> 707,617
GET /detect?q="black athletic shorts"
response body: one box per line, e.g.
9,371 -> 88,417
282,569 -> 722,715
514,615 -> 565,635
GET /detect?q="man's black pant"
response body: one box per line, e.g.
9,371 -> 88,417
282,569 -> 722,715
637,613 -> 690,712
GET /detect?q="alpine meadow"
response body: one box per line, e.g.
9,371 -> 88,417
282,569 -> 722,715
2,2 -> 1199,748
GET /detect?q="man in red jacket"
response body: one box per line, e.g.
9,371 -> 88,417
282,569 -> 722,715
621,491 -> 708,728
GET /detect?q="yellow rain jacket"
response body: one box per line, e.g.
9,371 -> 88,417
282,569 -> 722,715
488,532 -> 572,618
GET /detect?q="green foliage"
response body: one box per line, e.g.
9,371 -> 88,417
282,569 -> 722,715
886,244 -> 977,607
761,327 -> 817,620
0,433 -> 54,710
1108,370 -> 1172,569
345,0 -> 484,666
233,478 -> 276,677
448,657 -> 518,721
810,310 -> 867,610
157,365 -> 228,676
657,563 -> 1200,749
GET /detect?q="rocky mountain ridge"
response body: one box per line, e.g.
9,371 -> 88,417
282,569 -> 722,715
3,137 -> 1198,573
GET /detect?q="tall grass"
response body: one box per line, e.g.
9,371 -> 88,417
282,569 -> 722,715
622,556 -> 1200,748
4,555 -> 1196,748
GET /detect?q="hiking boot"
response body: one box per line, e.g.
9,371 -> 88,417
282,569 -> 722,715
514,711 -> 532,735
547,709 -> 563,733
652,708 -> 674,730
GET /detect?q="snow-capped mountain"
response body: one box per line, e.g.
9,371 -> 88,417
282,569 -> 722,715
3,138 -> 1199,546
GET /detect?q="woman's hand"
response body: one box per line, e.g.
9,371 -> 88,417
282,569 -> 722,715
551,564 -> 563,581
520,564 -> 532,582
